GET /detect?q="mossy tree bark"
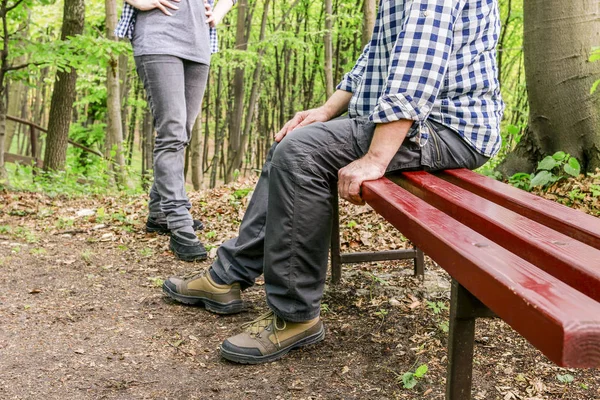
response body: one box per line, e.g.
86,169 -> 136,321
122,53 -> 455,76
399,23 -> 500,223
498,0 -> 600,176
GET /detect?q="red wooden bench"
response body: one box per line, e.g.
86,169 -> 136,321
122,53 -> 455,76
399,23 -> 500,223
331,168 -> 600,399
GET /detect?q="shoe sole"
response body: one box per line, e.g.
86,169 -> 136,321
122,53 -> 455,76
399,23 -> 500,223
219,325 -> 326,364
162,282 -> 245,314
169,244 -> 208,262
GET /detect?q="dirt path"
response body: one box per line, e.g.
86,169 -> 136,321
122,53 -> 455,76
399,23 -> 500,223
0,186 -> 598,399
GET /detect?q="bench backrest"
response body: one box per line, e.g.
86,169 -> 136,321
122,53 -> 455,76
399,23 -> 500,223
362,169 -> 600,368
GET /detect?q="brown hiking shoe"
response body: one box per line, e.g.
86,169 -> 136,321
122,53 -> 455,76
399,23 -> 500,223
162,269 -> 244,314
220,311 -> 325,364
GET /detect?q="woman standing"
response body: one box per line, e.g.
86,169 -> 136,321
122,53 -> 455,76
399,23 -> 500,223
116,0 -> 235,261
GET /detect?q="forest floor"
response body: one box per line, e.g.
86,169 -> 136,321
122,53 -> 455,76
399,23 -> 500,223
0,176 -> 599,400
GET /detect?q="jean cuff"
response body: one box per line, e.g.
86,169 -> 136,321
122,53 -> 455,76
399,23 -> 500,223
266,298 -> 320,323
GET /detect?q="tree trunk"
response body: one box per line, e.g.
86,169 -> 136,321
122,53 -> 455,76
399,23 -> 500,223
0,97 -> 6,182
362,0 -> 376,49
43,0 -> 85,171
324,0 -> 334,98
190,114 -> 203,190
225,0 -> 249,182
210,66 -> 223,188
105,0 -> 128,186
4,80 -> 23,151
141,108 -> 154,190
498,0 -> 600,176
229,0 -> 270,181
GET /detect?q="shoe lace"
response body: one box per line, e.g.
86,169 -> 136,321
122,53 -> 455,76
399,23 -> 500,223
241,311 -> 287,348
181,268 -> 207,280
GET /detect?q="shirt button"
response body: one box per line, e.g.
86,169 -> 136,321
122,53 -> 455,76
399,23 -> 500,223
423,10 -> 429,17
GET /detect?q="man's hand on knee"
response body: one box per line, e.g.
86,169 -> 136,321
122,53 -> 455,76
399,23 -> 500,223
274,90 -> 353,143
338,155 -> 387,205
274,107 -> 331,143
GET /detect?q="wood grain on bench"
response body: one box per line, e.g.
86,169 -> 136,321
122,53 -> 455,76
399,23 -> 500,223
389,171 -> 600,303
440,169 -> 600,250
362,177 -> 600,368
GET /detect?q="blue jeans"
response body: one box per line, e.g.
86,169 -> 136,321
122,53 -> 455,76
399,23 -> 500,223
135,55 -> 209,229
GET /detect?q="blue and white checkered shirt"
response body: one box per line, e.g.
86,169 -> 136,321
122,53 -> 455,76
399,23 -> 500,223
115,0 -> 227,54
337,0 -> 504,157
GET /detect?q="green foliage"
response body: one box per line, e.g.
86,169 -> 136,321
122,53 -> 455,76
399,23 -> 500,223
557,373 -> 575,384
139,247 -> 154,257
233,188 -> 253,199
5,162 -> 144,197
426,301 -> 448,315
508,152 -> 582,191
590,47 -> 600,94
373,308 -> 389,321
147,276 -> 164,287
400,364 -> 428,389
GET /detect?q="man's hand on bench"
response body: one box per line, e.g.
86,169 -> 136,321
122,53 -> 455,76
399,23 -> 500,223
338,155 -> 386,205
339,120 -> 412,205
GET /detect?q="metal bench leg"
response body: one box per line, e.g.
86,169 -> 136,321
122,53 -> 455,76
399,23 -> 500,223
446,280 -> 477,400
330,189 -> 342,284
446,280 -> 494,400
414,247 -> 425,278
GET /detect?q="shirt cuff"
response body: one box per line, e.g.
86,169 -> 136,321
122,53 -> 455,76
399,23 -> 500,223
369,93 -> 431,124
336,73 -> 361,93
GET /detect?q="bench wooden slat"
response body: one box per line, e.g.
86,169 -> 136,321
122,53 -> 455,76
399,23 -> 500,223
440,168 -> 600,250
392,171 -> 600,303
362,177 -> 600,368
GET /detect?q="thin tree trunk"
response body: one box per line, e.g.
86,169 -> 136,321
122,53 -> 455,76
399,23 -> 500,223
141,108 -> 154,190
210,67 -> 223,188
324,0 -> 334,98
43,0 -> 85,171
362,0 -> 376,48
126,79 -> 141,165
230,0 -> 270,180
105,0 -> 128,186
5,80 -> 23,151
225,0 -> 249,183
190,114 -> 203,190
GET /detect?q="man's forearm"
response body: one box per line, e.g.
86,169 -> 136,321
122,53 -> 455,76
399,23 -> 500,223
322,90 -> 353,119
364,119 -> 413,170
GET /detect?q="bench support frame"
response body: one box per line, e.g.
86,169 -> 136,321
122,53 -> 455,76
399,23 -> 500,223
447,279 -> 496,400
330,190 -> 425,284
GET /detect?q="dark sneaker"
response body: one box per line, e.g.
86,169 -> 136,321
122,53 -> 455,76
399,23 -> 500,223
170,232 -> 208,262
146,218 -> 204,235
220,311 -> 325,364
162,269 -> 244,314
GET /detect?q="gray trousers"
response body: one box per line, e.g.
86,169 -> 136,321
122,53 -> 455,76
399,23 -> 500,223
135,55 -> 209,229
211,117 -> 488,322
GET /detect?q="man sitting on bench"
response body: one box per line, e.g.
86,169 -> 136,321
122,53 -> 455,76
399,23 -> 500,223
162,0 -> 504,364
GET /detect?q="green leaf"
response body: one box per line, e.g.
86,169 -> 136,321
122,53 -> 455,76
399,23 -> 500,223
530,171 -> 553,187
414,364 -> 428,378
552,151 -> 566,161
557,373 -> 575,384
564,157 -> 581,177
402,373 -> 417,389
506,124 -> 520,135
591,79 -> 600,95
537,156 -> 557,171
589,48 -> 600,62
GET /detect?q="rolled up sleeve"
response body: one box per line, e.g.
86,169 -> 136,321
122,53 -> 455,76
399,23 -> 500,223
337,44 -> 370,93
370,0 -> 463,124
